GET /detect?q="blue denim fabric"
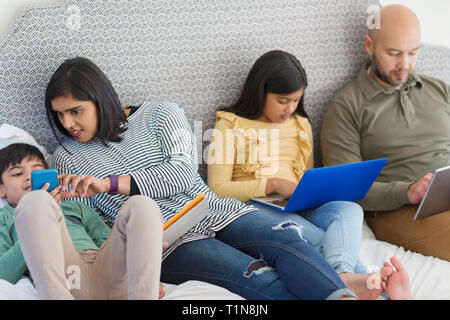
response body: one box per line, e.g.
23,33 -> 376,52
250,201 -> 366,274
161,210 -> 357,300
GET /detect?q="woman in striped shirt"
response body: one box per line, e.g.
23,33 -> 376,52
44,57 -> 365,300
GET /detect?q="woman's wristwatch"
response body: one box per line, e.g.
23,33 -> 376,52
108,175 -> 119,195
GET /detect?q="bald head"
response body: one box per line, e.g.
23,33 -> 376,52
368,5 -> 421,45
365,5 -> 421,88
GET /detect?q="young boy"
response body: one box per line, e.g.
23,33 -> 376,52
0,143 -> 164,299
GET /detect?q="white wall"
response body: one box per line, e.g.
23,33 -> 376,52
0,0 -> 449,48
0,0 -> 62,40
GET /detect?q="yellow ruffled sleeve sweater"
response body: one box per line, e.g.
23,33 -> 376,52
207,111 -> 314,202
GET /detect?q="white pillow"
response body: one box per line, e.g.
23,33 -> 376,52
0,124 -> 53,208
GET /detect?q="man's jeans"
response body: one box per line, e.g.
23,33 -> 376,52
251,201 -> 366,274
161,210 -> 356,300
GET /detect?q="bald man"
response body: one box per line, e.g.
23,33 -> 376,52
321,5 -> 450,261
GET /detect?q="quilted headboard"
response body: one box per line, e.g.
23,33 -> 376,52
1,0 -> 449,177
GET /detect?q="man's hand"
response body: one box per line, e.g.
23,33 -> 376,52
407,173 -> 433,205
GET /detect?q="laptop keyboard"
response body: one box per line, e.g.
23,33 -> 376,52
268,198 -> 289,208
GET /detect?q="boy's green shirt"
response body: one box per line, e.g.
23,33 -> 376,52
0,200 -> 110,284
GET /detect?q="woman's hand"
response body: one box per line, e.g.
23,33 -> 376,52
265,178 -> 297,198
58,174 -> 110,198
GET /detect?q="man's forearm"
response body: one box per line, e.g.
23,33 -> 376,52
357,180 -> 411,211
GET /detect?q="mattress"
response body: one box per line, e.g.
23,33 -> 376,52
1,219 -> 448,300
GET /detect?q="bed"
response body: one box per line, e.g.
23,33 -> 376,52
0,0 -> 449,299
0,197 -> 449,300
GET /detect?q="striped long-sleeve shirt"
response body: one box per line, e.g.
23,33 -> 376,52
53,101 -> 256,259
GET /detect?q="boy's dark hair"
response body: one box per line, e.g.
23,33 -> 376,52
45,57 -> 128,147
0,143 -> 49,184
225,50 -> 309,120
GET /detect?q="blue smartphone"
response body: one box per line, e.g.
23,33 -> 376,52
31,169 -> 58,192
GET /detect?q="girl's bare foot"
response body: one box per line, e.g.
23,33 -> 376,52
381,257 -> 413,300
340,266 -> 392,300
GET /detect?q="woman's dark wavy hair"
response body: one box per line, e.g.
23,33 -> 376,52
45,57 -> 127,147
226,50 -> 309,119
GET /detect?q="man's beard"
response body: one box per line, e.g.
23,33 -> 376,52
372,53 -> 410,87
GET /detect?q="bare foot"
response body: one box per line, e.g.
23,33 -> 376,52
340,266 -> 392,300
381,257 -> 413,300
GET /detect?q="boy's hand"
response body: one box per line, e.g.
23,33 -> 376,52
58,174 -> 110,198
41,183 -> 62,205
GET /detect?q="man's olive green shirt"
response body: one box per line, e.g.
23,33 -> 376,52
321,61 -> 450,211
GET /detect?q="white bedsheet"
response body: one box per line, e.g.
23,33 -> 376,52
0,278 -> 244,300
0,221 -> 449,300
358,220 -> 450,300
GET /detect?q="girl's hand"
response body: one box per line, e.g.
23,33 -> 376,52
265,178 -> 297,198
58,174 -> 110,198
41,183 -> 62,205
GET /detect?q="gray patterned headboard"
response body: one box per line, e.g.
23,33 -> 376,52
1,0 -> 449,177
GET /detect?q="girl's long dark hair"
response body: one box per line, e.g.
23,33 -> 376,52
45,57 -> 127,147
227,50 -> 308,119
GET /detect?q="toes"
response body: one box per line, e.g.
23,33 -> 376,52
390,257 -> 405,271
380,265 -> 393,278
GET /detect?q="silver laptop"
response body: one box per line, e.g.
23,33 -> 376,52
414,166 -> 450,220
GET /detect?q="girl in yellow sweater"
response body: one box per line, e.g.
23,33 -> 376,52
208,50 -> 367,277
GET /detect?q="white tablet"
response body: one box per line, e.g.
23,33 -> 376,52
414,166 -> 450,220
